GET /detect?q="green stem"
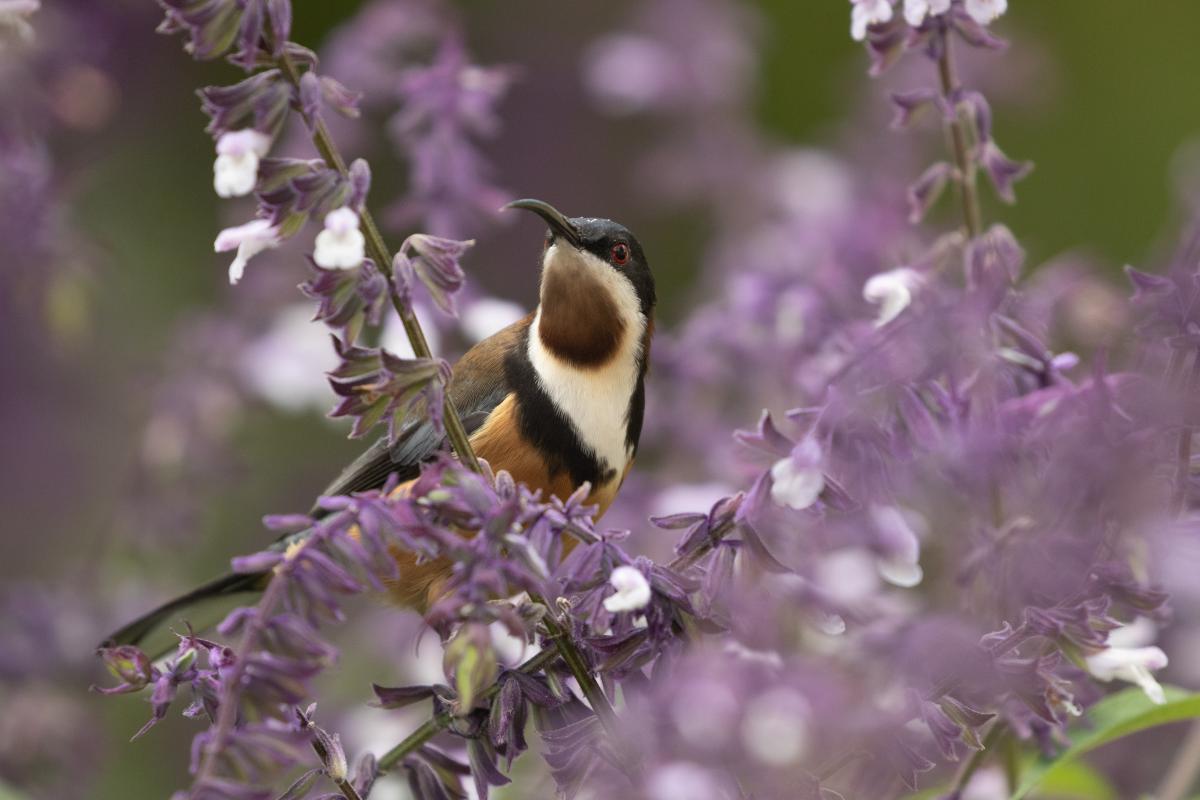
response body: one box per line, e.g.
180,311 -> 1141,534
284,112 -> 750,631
936,30 -> 984,240
275,51 -> 482,474
540,610 -> 623,737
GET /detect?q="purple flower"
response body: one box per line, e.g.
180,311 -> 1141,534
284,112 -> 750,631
394,233 -> 473,316
386,37 -> 513,238
326,336 -> 451,440
851,0 -> 894,42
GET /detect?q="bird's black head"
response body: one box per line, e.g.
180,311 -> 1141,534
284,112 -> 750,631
505,199 -> 656,320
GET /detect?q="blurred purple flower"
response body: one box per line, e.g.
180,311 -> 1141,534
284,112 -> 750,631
387,36 -> 513,238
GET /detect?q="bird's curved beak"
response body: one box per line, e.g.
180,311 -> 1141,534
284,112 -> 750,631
504,199 -> 581,248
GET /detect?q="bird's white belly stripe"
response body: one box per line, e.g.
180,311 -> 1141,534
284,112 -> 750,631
528,313 -> 641,474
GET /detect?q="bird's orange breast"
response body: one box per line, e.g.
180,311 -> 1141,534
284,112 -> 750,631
469,393 -> 629,517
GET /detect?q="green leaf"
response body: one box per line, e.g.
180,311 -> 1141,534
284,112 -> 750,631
1011,686 -> 1200,799
1031,759 -> 1117,800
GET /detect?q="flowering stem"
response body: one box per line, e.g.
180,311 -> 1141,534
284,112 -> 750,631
367,525 -> 734,789
936,30 -> 984,240
541,611 -> 624,736
275,51 -> 482,475
374,647 -> 560,775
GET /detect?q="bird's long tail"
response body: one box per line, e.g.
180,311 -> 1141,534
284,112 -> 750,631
102,570 -> 270,659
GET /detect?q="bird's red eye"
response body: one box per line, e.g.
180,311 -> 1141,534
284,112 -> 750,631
611,243 -> 630,265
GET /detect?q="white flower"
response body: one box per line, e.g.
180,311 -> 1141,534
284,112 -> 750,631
871,505 -> 924,588
817,549 -> 881,605
583,34 -> 676,115
769,438 -> 824,511
723,641 -> 784,669
1085,623 -> 1169,705
460,297 -> 526,343
238,304 -> 338,411
646,762 -> 721,800
741,688 -> 811,766
603,566 -> 652,613
488,620 -> 528,667
903,0 -> 951,26
313,206 -> 365,269
961,767 -> 1009,800
670,679 -> 741,750
877,554 -> 923,587
214,218 -> 280,285
850,0 -> 893,42
212,129 -> 271,198
964,0 -> 1007,25
863,267 -> 921,327
651,482 -> 736,518
0,0 -> 39,44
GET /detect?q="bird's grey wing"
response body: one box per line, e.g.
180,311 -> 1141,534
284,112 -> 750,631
313,407 -> 493,506
311,314 -> 533,510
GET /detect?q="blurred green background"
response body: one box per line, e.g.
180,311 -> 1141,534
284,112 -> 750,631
5,2 -> 1200,798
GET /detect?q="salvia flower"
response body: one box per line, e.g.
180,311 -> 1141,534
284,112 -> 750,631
769,438 -> 825,511
214,217 -> 280,284
394,233 -> 473,316
388,37 -> 513,237
965,0 -> 1008,26
313,206 -> 365,270
903,0 -> 951,27
213,129 -> 272,198
199,70 -> 291,140
850,0 -> 894,42
740,687 -> 811,766
326,337 -> 452,440
603,565 -> 653,613
256,158 -> 351,237
870,505 -> 923,587
158,0 -> 288,69
863,266 -> 922,326
979,139 -> 1034,203
1084,621 -> 1169,704
301,257 -> 387,341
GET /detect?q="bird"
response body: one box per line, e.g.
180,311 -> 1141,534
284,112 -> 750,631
104,199 -> 656,655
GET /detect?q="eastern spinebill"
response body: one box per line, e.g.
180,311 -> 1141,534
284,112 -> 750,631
105,199 -> 656,654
